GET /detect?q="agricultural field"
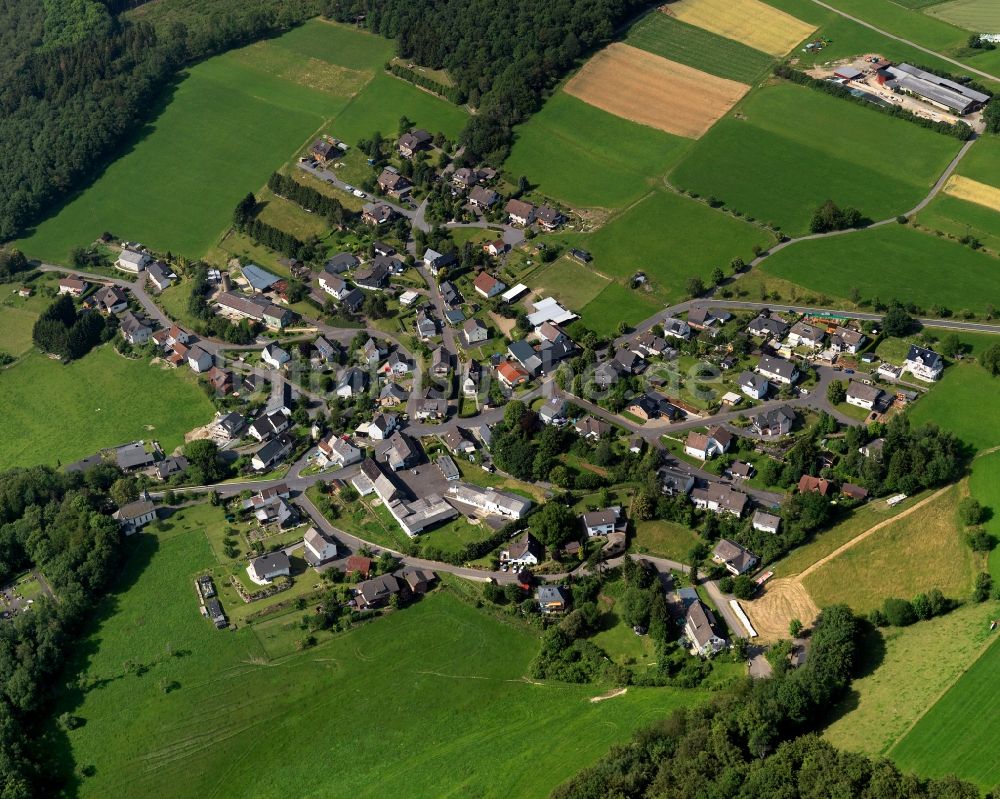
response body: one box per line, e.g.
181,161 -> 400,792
891,634 -> 1000,789
824,600 -> 1000,756
528,256 -> 612,313
925,0 -> 1000,30
564,43 -> 750,139
663,0 -> 817,56
761,224 -> 1000,315
955,135 -> 1000,186
626,12 -> 775,84
631,519 -> 703,561
801,483 -> 981,613
908,362 -> 1000,452
940,174 -> 1000,212
49,523 -> 704,799
579,282 -> 665,336
968,452 -> 1000,580
670,82 -> 963,235
15,20 -> 465,266
915,193 -> 1000,254
504,92 -> 690,208
566,189 -> 771,306
0,347 -> 214,470
0,307 -> 37,357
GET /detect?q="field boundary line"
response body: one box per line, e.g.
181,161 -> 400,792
887,627 -> 1000,755
796,486 -> 950,580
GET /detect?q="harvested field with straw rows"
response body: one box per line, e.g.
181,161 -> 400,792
564,43 -> 750,138
661,0 -> 816,57
942,174 -> 1000,213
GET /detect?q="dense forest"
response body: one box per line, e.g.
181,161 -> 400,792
0,464 -> 127,797
323,0 -> 648,163
0,0 -> 323,242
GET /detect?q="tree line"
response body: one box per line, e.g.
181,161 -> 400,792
773,64 -> 975,141
232,193 -> 307,260
32,293 -> 113,361
385,62 -> 464,104
266,172 -> 358,227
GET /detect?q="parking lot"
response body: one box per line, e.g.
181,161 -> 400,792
0,572 -> 50,620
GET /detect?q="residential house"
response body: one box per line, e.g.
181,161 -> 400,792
593,360 -> 623,388
712,538 -> 758,575
508,340 -> 542,376
206,366 -> 233,394
582,507 -> 622,537
831,326 -> 867,354
354,573 -> 406,609
505,198 -> 535,227
752,510 -> 781,534
748,313 -> 789,339
846,380 -> 882,410
360,337 -> 387,366
501,531 -> 542,566
362,202 -> 395,226
462,317 -> 489,346
692,483 -> 748,517
317,436 -> 362,468
451,167 -> 481,189
629,436 -> 644,454
353,261 -> 390,290
379,382 -> 409,407
444,308 -> 466,326
630,392 -> 681,422
685,600 -> 727,655
368,412 -> 399,440
483,239 -> 506,257
325,252 -> 358,273
119,311 -> 151,345
757,353 -> 799,385
798,475 -> 834,496
440,280 -> 463,306
337,367 -> 369,398
187,346 -> 213,373
261,344 -> 290,370
423,248 -> 457,276
538,397 -> 566,425
431,346 -> 450,378
244,494 -> 297,527
58,275 -> 88,296
146,261 -> 173,291
211,411 -> 245,440
535,205 -> 565,231
631,332 -> 672,358
842,483 -> 869,501
752,405 -> 796,437
377,431 -> 420,471
115,441 -> 157,472
303,527 -> 338,567
415,313 -> 437,340
575,416 -> 610,441
613,348 -> 645,375
415,397 -> 448,421
114,498 -> 157,535
468,185 -> 499,209
661,318 -> 691,341
251,435 -> 294,472
497,361 -> 529,388
447,484 -> 532,519
462,361 -> 480,398
684,429 -> 727,461
249,410 -> 290,442
116,247 -> 151,273
318,273 -> 349,299
309,138 -> 339,164
345,555 -> 373,579
377,168 -> 412,198
379,351 -> 412,377
441,428 -> 476,457
313,336 -> 338,365
536,585 -> 569,613
687,306 -> 723,331
474,272 -> 506,299
726,461 -> 754,480
215,292 -> 292,329
787,321 -> 826,349
247,552 -> 291,584
739,371 -> 770,400
93,285 -> 128,313
860,438 -> 885,459
903,345 -> 944,381
398,128 -> 432,158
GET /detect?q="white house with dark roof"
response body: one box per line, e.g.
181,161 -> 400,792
738,371 -> 769,400
752,510 -> 781,534
262,344 -> 290,370
786,321 -> 825,349
581,507 -> 622,537
303,527 -> 338,567
748,313 -> 789,340
692,482 -> 748,517
846,380 -> 882,410
685,600 -> 727,656
903,345 -> 943,381
757,353 -> 799,385
831,326 -> 867,354
247,551 -> 291,584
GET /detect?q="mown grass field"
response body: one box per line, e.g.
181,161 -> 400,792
579,282 -> 668,336
670,82 -> 963,235
632,518 -> 702,561
761,224 -> 1000,315
529,256 -> 612,312
50,522 -> 703,799
926,0 -> 1000,30
626,11 -> 775,83
891,634 -> 1000,789
909,362 -> 1000,452
505,91 -> 690,208
916,193 -> 1000,254
0,347 -> 214,470
801,483 -> 980,613
16,20 -> 465,265
824,599 -> 1000,756
969,452 -> 1000,580
0,306 -> 37,357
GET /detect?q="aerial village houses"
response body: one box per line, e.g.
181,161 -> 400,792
691,482 -> 748,517
786,320 -> 826,349
398,128 -> 432,157
903,344 -> 944,381
58,276 -> 88,296
474,272 -> 506,299
505,198 -> 535,227
712,538 -> 758,575
116,247 -> 151,273
757,353 -> 799,385
685,599 -> 727,656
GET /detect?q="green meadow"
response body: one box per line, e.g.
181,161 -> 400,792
51,522 -> 704,799
928,0 -> 1000,32
504,92 -> 689,208
916,193 -> 1000,253
969,452 -> 1000,580
761,224 -> 1000,315
0,347 -> 214,470
909,362 -> 1000,452
16,20 -> 466,265
670,82 -> 963,235
625,12 -> 775,83
891,635 -> 1000,789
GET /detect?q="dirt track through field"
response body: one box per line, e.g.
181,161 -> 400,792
746,487 -> 950,640
942,174 -> 1000,213
662,0 -> 816,57
564,43 -> 750,138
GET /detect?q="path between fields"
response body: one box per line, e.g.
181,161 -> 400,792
807,0 -> 1000,84
796,486 -> 951,580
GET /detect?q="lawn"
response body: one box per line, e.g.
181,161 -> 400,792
579,281 -> 664,336
504,91 -> 690,208
0,347 -> 215,470
567,189 -> 771,304
0,306 -> 37,357
968,452 -> 1000,581
801,483 -> 981,613
156,279 -> 199,331
15,19 -> 466,266
626,11 -> 775,83
891,632 -> 1000,789
632,519 -> 702,561
916,193 -> 1000,254
761,224 -> 1000,316
49,520 -> 704,798
908,362 -> 1000,452
670,82 -> 963,235
956,136 -> 1000,187
823,599 -> 1000,757
529,256 -> 612,313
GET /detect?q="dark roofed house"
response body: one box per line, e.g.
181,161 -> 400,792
355,573 -> 407,608
310,138 -> 339,164
685,600 -> 727,655
535,205 -> 565,231
753,405 -> 796,437
842,483 -> 869,501
712,538 -> 757,575
468,185 -> 499,209
325,252 -> 359,273
377,169 -> 412,198
362,202 -> 395,226
505,198 -> 536,226
398,128 -> 432,158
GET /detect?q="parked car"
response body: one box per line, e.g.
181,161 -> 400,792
353,189 -> 366,198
